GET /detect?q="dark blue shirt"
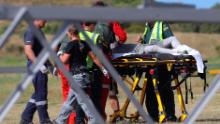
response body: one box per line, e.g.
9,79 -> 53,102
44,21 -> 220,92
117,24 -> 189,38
24,28 -> 45,58
24,27 -> 52,68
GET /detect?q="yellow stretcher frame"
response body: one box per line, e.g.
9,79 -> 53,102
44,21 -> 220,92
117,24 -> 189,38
110,54 -> 198,123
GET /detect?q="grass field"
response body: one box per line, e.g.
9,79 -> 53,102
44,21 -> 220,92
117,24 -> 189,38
1,32 -> 220,124
0,72 -> 220,124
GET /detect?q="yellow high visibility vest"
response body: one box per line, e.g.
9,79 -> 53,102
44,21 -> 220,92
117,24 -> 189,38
79,31 -> 99,44
79,31 -> 99,69
143,21 -> 163,44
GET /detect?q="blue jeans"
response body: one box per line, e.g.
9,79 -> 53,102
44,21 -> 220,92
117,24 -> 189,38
55,72 -> 98,124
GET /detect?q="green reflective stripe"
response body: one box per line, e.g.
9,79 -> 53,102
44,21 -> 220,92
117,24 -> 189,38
142,27 -> 148,44
86,56 -> 93,68
143,26 -> 148,37
149,21 -> 163,44
157,22 -> 160,40
79,31 -> 99,69
92,34 -> 99,44
149,22 -> 158,43
158,21 -> 163,41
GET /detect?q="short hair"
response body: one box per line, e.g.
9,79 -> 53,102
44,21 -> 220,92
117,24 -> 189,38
68,24 -> 78,35
84,21 -> 97,26
35,19 -> 47,22
92,0 -> 107,7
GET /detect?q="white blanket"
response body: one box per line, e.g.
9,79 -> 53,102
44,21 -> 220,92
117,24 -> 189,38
173,45 -> 204,73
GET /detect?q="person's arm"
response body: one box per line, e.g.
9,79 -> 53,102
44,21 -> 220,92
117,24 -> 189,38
88,51 -> 103,69
24,30 -> 48,73
111,21 -> 127,43
57,35 -> 70,56
88,51 -> 109,78
135,34 -> 143,44
55,43 -> 61,53
59,41 -> 73,64
24,31 -> 37,63
24,44 -> 36,63
59,53 -> 71,64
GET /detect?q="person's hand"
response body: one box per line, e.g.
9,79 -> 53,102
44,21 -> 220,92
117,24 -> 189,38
47,65 -> 55,74
57,51 -> 64,56
40,65 -> 49,74
135,35 -> 143,44
101,67 -> 109,79
110,42 -> 120,49
52,67 -> 58,76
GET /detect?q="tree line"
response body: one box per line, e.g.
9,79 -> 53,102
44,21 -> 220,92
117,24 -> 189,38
0,1 -> 219,34
109,1 -> 220,34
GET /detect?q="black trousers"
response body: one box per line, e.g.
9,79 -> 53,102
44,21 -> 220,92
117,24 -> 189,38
145,65 -> 175,121
90,69 -> 104,116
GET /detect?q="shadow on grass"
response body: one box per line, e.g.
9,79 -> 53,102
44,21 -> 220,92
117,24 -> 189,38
196,118 -> 220,122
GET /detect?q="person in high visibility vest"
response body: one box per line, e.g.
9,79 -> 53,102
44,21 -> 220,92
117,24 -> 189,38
92,1 -> 128,121
77,20 -> 127,122
137,21 -> 177,122
78,22 -> 105,123
79,21 -> 111,121
134,21 -> 204,74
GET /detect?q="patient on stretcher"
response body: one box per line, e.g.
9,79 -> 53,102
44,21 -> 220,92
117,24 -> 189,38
113,36 -> 204,73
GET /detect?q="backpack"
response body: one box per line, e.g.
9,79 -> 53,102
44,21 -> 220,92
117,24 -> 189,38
95,22 -> 116,47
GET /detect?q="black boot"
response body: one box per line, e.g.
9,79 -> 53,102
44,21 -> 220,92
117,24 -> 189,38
19,119 -> 33,124
166,115 -> 177,122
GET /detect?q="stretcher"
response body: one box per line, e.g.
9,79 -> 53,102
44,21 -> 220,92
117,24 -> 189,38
110,52 -> 207,123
